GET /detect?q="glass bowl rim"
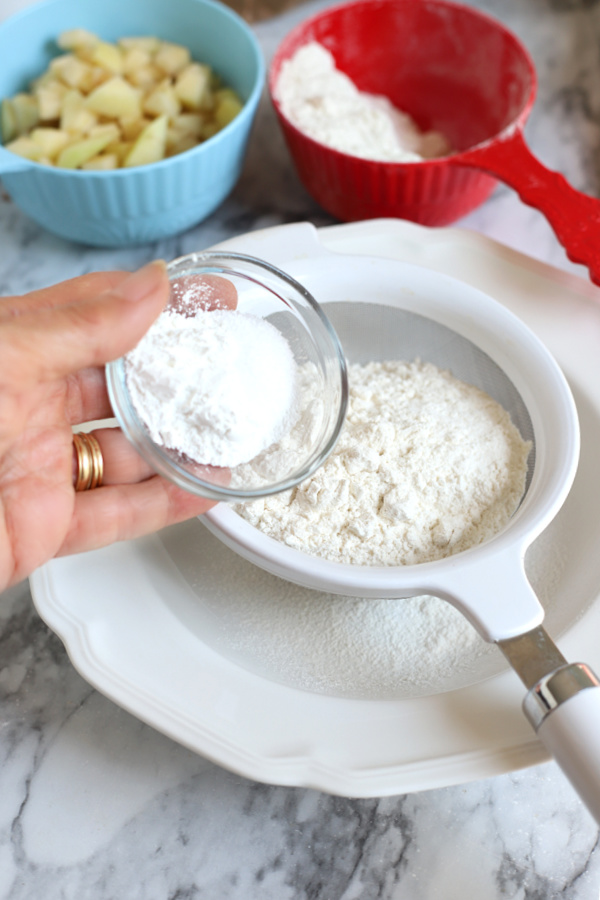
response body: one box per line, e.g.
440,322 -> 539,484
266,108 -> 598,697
106,250 -> 349,502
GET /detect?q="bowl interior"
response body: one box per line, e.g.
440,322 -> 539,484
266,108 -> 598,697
0,0 -> 262,108
270,0 -> 536,153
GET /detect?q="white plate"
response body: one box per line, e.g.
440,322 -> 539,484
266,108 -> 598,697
29,219 -> 600,797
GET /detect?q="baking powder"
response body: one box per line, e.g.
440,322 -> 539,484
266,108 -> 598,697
125,308 -> 298,468
275,42 -> 451,162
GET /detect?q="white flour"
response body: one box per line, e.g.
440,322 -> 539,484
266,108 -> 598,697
275,42 -> 451,162
237,359 -> 531,566
125,309 -> 298,468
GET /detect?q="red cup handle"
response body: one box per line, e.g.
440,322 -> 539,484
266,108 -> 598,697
459,131 -> 600,287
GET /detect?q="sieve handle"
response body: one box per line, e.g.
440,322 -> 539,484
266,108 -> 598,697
523,664 -> 600,824
459,130 -> 600,288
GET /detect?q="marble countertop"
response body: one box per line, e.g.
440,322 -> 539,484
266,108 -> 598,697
2,0 -> 600,896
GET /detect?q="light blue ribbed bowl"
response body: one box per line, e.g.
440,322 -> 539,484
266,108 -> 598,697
0,0 -> 264,246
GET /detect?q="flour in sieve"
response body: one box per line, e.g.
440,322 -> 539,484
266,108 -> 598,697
236,359 -> 531,565
275,42 -> 451,162
125,308 -> 298,468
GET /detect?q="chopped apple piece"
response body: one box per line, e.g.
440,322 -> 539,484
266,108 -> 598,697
174,63 -> 212,110
89,41 -> 123,74
155,42 -> 190,76
119,115 -> 152,140
5,136 -> 43,160
1,99 -> 16,142
143,81 -> 181,118
57,29 -> 99,51
168,133 -> 198,157
81,152 -> 119,170
118,36 -> 160,55
60,89 -> 97,133
10,93 -> 40,136
34,80 -> 68,120
122,46 -> 151,75
50,54 -> 93,90
56,132 -> 115,168
202,121 -> 220,140
214,88 -> 243,129
89,122 -> 121,142
172,112 -> 204,136
105,139 -> 134,165
30,126 -> 70,158
84,76 -> 142,119
123,114 -> 167,167
124,63 -> 162,90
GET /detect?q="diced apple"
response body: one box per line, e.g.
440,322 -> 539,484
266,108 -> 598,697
174,63 -> 212,110
122,46 -> 151,75
84,76 -> 142,119
56,132 -> 114,168
57,29 -> 99,51
89,41 -> 124,75
168,133 -> 199,157
214,88 -> 243,129
5,136 -> 43,160
123,114 -> 167,166
60,89 -> 97,133
81,152 -> 119,170
34,80 -> 68,120
30,126 -> 70,158
118,36 -> 160,55
142,81 -> 181,118
124,63 -> 162,90
50,54 -> 93,90
88,122 -> 121,142
105,139 -> 133,165
155,41 -> 190,76
30,70 -> 55,90
1,99 -> 16,142
11,94 -> 40,136
202,120 -> 220,140
172,112 -> 204,136
119,115 -> 152,140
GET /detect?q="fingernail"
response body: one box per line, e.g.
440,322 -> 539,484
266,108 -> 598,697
118,260 -> 167,303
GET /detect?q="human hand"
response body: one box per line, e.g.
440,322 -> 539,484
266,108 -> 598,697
0,262 -> 235,591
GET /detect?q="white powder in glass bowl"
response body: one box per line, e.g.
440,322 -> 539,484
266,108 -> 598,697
125,308 -> 298,468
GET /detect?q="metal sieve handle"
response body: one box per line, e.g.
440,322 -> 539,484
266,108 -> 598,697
500,627 -> 600,824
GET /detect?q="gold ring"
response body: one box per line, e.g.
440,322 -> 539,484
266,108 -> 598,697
73,432 -> 104,491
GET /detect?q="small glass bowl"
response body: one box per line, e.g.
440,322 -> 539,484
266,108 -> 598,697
106,251 -> 348,502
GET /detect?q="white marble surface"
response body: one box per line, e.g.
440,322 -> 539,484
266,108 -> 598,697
2,0 -> 600,896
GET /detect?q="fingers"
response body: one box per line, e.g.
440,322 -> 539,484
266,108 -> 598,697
65,367 -> 113,425
0,270 -> 130,318
0,261 -> 170,389
83,427 -> 155,484
65,274 -> 239,425
58,476 -> 217,557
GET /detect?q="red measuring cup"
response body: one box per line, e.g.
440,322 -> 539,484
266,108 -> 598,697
269,0 -> 600,285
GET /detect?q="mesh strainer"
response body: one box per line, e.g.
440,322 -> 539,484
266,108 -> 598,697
204,242 -> 600,821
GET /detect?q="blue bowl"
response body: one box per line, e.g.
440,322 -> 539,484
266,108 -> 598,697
0,0 -> 264,246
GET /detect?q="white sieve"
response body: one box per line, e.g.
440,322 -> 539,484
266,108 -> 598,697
203,244 -> 600,821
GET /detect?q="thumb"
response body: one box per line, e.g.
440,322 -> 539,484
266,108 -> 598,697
2,261 -> 170,385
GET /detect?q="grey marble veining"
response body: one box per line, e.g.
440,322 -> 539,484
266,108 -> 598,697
2,0 -> 600,896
